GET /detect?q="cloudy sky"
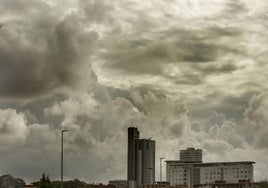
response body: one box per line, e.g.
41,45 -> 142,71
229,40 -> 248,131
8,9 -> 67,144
0,0 -> 268,184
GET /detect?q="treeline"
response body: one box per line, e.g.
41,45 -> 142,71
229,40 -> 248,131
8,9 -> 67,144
255,180 -> 268,188
35,174 -> 114,188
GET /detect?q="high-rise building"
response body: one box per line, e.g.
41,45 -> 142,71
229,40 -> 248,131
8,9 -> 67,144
128,127 -> 140,182
138,139 -> 155,185
180,148 -> 202,163
127,127 -> 155,187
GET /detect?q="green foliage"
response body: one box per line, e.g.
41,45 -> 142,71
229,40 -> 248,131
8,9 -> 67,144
36,175 -> 106,188
255,180 -> 268,188
38,173 -> 53,188
62,179 -> 87,188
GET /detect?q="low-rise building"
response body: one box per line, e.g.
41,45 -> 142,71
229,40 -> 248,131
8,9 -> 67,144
166,161 -> 254,188
0,175 -> 25,188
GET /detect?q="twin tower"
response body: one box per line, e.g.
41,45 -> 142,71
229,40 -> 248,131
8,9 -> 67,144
127,127 -> 155,187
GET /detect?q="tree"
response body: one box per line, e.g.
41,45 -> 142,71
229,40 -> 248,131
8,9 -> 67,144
38,173 -> 53,188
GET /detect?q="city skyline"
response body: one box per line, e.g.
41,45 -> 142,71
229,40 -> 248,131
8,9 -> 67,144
0,0 -> 268,184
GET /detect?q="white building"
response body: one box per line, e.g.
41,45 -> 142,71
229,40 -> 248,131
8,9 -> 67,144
166,161 -> 254,188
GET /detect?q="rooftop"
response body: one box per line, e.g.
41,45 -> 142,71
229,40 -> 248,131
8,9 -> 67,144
165,161 -> 255,167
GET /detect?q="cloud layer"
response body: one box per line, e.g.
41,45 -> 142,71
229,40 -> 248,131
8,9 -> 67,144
0,0 -> 268,184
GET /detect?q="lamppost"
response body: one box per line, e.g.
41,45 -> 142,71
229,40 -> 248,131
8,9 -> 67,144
160,157 -> 164,187
61,130 -> 68,188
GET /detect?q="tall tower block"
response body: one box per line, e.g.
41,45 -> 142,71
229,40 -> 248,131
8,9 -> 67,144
127,127 -> 140,181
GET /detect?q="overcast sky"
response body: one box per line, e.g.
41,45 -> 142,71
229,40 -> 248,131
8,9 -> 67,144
0,0 -> 268,184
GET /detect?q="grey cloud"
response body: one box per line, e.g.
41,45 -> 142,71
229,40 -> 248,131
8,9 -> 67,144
0,123 -> 59,182
101,25 -> 245,84
168,63 -> 239,86
209,120 -> 245,149
79,0 -> 114,23
128,87 -> 187,118
44,92 -> 149,182
0,91 -> 137,182
203,139 -> 232,157
91,85 -> 189,143
221,0 -> 248,16
1,0 -> 268,183
256,129 -> 268,149
0,94 -> 66,126
42,85 -> 192,181
208,111 -> 226,127
94,85 -> 187,118
189,91 -> 255,121
0,0 -> 49,15
0,1 -> 98,101
241,93 -> 268,148
170,73 -> 204,85
243,93 -> 268,125
168,115 -> 189,138
195,63 -> 239,74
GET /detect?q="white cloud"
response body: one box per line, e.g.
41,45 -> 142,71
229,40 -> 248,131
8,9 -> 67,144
0,109 -> 29,146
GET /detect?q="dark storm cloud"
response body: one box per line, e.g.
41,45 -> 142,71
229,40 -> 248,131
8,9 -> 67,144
101,25 -> 244,82
0,1 -> 98,100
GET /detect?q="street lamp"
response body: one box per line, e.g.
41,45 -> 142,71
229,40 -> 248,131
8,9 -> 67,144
160,157 -> 164,187
61,130 -> 68,188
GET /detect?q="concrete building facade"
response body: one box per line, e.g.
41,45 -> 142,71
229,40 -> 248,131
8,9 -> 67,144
166,161 -> 254,188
